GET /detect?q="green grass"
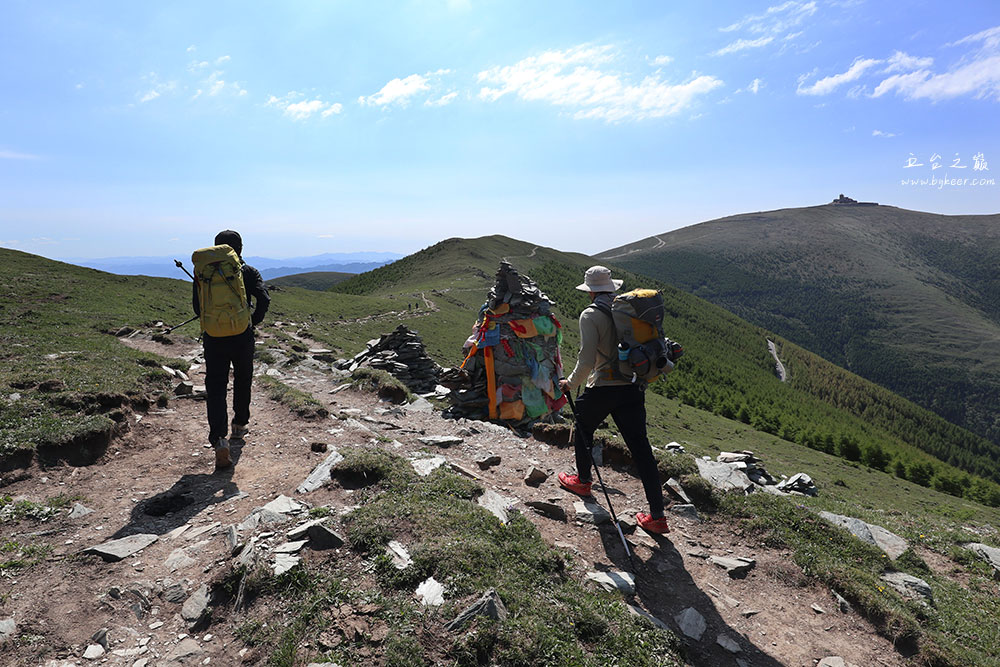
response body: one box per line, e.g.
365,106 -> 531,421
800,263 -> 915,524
257,376 -> 329,419
269,271 -> 354,291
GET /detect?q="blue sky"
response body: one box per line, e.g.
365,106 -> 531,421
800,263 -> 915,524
1,0 -> 998,260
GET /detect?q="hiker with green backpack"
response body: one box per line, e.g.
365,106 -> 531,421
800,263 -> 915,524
558,266 -> 682,535
192,230 -> 270,470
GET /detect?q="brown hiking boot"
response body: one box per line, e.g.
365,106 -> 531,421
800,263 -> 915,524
214,438 -> 232,470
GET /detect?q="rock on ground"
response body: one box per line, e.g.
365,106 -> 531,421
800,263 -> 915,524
585,571 -> 635,595
881,571 -> 933,605
84,533 -> 158,562
695,459 -> 754,493
674,607 -> 707,640
446,589 -> 508,631
296,449 -> 344,493
574,500 -> 611,525
965,542 -> 1000,576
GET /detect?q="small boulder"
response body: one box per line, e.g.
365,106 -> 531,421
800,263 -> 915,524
674,607 -> 706,640
708,556 -> 756,579
523,467 -> 548,487
524,501 -> 567,522
476,454 -> 501,470
574,500 -> 611,525
881,572 -> 933,605
307,523 -> 345,550
181,584 -> 211,629
174,381 -> 194,396
84,534 -> 158,562
586,571 -> 636,595
446,589 -> 508,631
418,435 -> 463,447
717,633 -> 741,653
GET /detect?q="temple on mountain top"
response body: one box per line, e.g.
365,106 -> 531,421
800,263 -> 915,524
831,193 -> 878,206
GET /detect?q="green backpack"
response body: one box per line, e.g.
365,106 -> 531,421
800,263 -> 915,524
192,244 -> 250,337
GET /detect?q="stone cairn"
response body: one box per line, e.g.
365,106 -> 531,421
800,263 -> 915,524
697,450 -> 818,496
441,261 -> 565,428
335,325 -> 441,394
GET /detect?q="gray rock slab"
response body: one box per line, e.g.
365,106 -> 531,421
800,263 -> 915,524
524,500 -> 567,522
273,553 -> 301,576
224,525 -> 240,554
819,511 -> 876,545
262,495 -> 309,515
669,504 -> 701,522
695,459 -> 754,493
184,522 -> 219,541
165,548 -> 196,572
411,455 -> 448,477
478,489 -> 515,524
868,524 -> 909,560
84,534 -> 158,562
818,658 -> 859,667
574,500 -> 611,525
162,637 -> 203,663
446,589 -> 508,631
709,556 -> 756,579
162,581 -> 187,603
307,523 -> 345,550
386,540 -> 413,569
586,571 -> 635,595
476,454 -> 501,470
0,617 -> 15,642
881,572 -> 933,604
717,633 -> 742,653
181,584 -> 210,627
287,518 -> 327,540
418,435 -> 463,447
296,449 -> 344,493
83,644 -> 105,659
274,540 -> 307,554
674,607 -> 707,640
68,502 -> 94,519
664,478 -> 692,504
965,542 -> 1000,574
408,397 -> 434,413
625,603 -> 669,630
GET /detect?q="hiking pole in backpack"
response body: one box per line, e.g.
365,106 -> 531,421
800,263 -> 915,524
163,315 -> 198,334
174,259 -> 196,281
565,394 -> 638,575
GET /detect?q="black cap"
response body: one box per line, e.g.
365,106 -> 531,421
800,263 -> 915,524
214,230 -> 243,256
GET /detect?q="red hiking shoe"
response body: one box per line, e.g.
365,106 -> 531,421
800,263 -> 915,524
558,472 -> 593,496
636,512 -> 670,534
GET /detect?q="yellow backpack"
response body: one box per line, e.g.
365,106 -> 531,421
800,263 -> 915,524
192,244 -> 250,337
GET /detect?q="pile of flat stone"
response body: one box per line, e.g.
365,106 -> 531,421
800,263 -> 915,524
696,450 -> 817,496
716,451 -> 777,486
335,325 -> 442,394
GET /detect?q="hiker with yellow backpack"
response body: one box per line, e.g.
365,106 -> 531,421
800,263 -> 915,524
558,266 -> 682,535
192,230 -> 270,470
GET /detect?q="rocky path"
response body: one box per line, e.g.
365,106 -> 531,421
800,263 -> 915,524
1,335 -> 905,667
766,339 -> 787,382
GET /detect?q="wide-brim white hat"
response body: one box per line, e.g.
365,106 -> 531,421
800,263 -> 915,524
575,265 -> 623,293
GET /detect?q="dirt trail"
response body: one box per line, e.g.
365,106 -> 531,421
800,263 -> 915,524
767,339 -> 787,382
1,335 -> 905,667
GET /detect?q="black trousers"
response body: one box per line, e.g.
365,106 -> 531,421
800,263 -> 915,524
573,384 -> 665,518
202,327 -> 254,445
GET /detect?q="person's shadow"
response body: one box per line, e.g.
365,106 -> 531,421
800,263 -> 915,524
111,442 -> 244,539
593,517 -> 786,667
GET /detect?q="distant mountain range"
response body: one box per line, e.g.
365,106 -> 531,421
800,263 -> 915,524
600,201 -> 1000,446
57,251 -> 403,280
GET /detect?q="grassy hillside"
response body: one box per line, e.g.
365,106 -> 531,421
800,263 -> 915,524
268,270 -> 353,291
599,204 -> 1000,450
330,235 -> 1000,502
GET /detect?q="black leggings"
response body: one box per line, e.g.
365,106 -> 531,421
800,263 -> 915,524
203,328 -> 254,444
573,384 -> 665,518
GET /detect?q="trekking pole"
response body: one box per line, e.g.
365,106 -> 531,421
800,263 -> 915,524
174,259 -> 196,281
163,315 -> 198,333
565,394 -> 638,574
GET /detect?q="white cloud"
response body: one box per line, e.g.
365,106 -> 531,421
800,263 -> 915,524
649,55 -> 673,66
140,89 -> 161,103
215,55 -> 231,65
748,78 -> 762,94
872,26 -> 1000,101
713,36 -> 774,56
425,91 -> 459,107
721,1 -> 817,35
872,129 -> 896,137
0,149 -> 39,160
796,57 -> 881,95
884,51 -> 933,73
477,45 -> 723,122
186,45 -> 196,53
359,70 -> 450,108
267,93 -> 343,120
